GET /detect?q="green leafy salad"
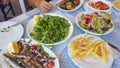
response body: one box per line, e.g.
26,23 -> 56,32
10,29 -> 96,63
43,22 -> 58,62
30,15 -> 70,44
78,12 -> 113,34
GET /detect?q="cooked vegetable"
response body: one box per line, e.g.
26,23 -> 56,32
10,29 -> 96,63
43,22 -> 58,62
30,15 -> 70,44
78,12 -> 113,34
58,0 -> 80,10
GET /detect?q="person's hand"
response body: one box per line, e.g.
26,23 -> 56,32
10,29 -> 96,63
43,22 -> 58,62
35,0 -> 53,12
0,0 -> 10,5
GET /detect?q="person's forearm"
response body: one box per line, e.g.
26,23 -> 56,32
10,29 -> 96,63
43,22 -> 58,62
28,0 -> 53,12
28,0 -> 45,7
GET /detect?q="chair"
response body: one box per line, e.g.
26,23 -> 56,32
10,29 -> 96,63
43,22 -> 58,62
19,0 -> 33,13
0,1 -> 15,20
18,0 -> 26,13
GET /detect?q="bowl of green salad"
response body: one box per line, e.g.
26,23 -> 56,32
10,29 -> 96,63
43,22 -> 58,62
75,11 -> 114,35
26,13 -> 73,45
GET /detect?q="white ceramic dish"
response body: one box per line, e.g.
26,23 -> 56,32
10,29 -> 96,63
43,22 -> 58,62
68,34 -> 113,68
0,21 -> 24,44
57,0 -> 84,12
0,38 -> 60,68
75,12 -> 114,35
26,13 -> 73,45
86,0 -> 113,14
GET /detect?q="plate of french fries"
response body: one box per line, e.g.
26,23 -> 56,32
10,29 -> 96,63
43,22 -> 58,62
68,33 -> 113,68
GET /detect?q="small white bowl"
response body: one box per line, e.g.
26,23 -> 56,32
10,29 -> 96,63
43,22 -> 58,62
86,0 -> 113,14
57,0 -> 84,12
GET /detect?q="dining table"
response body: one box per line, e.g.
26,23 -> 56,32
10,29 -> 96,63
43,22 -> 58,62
0,0 -> 120,68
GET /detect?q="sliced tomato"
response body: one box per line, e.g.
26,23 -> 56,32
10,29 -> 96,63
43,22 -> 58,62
83,14 -> 92,23
47,61 -> 55,68
30,45 -> 37,49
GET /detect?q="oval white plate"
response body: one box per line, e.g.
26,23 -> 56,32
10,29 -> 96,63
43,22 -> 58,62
57,0 -> 84,12
75,12 -> 114,35
68,34 -> 113,68
86,0 -> 113,14
0,21 -> 24,44
0,38 -> 60,68
26,13 -> 73,45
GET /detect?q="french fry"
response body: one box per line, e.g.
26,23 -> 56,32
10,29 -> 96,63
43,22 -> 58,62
80,33 -> 87,43
86,49 -> 92,56
71,49 -> 79,58
105,48 -> 112,56
86,36 -> 94,42
100,44 -> 107,63
70,41 -> 78,49
92,40 -> 104,47
78,51 -> 88,59
93,45 -> 102,58
92,52 -> 99,59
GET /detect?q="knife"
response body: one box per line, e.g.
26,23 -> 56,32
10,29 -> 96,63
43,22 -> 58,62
108,42 -> 120,52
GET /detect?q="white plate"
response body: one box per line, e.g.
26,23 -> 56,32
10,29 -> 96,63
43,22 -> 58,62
26,13 -> 73,45
86,0 -> 113,14
57,0 -> 84,12
68,34 -> 113,68
0,21 -> 24,44
0,38 -> 60,68
75,11 -> 114,35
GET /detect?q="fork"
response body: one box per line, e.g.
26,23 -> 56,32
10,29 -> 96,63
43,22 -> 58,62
0,12 -> 41,32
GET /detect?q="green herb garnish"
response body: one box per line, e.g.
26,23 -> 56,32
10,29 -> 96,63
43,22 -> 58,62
0,26 -> 11,32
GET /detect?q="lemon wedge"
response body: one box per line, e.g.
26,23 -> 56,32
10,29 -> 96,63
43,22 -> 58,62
7,41 -> 19,54
33,15 -> 41,25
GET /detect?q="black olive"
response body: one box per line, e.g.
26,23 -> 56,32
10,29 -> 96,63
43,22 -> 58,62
107,19 -> 111,24
101,27 -> 108,31
88,25 -> 94,31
